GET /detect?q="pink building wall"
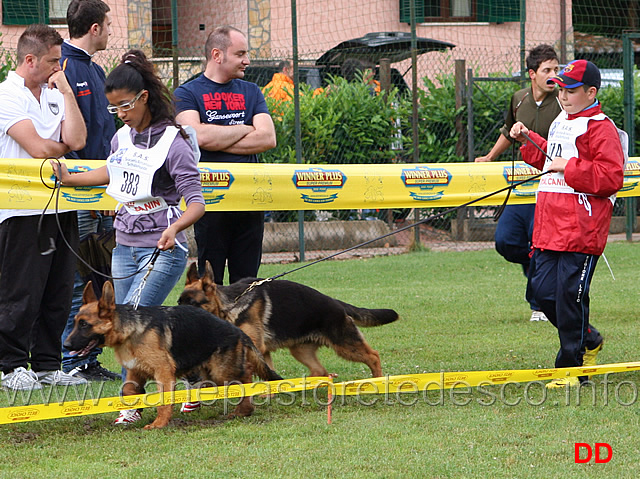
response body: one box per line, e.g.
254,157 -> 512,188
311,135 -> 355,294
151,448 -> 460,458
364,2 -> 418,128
266,0 -> 572,76
0,0 -> 129,69
1,0 -> 572,83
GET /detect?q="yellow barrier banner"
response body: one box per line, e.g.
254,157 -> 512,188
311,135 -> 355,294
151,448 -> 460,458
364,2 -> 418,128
2,363 -> 639,425
333,362 -> 640,395
2,158 -> 640,211
0,376 -> 327,425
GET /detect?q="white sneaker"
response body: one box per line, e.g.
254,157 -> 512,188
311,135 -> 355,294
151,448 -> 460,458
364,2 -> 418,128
113,409 -> 142,425
180,401 -> 201,413
530,310 -> 549,322
1,367 -> 42,391
36,370 -> 88,386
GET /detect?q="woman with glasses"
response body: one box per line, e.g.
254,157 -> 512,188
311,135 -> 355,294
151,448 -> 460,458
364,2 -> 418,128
51,49 -> 205,425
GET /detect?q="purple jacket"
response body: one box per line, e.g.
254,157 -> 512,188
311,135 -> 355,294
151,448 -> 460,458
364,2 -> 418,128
109,121 -> 204,248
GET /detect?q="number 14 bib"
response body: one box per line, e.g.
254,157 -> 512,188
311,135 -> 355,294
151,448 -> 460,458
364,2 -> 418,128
538,112 -> 606,194
106,125 -> 178,215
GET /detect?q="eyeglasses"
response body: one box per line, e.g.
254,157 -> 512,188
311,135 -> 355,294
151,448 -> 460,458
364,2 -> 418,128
107,90 -> 144,114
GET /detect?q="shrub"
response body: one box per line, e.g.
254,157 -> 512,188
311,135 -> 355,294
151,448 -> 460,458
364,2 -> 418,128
262,75 -> 404,164
261,69 -> 638,169
598,78 -> 640,154
0,35 -> 15,83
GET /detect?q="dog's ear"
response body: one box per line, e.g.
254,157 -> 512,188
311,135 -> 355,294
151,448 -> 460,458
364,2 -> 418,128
185,262 -> 199,285
82,282 -> 97,304
98,281 -> 116,316
202,261 -> 216,293
204,261 -> 214,281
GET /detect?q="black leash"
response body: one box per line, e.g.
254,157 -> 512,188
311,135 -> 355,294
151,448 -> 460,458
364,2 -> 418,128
493,130 -> 555,222
492,141 -> 517,222
39,158 -> 160,281
43,132 -> 553,296
520,130 -> 555,162
237,155 -> 552,297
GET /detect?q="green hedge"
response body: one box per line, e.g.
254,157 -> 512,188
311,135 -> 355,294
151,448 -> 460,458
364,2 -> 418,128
261,71 -> 521,165
260,70 -> 639,166
262,76 -> 403,164
598,76 -> 640,154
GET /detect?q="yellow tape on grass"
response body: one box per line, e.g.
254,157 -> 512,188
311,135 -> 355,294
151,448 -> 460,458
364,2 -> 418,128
2,363 -> 640,425
0,377 -> 327,425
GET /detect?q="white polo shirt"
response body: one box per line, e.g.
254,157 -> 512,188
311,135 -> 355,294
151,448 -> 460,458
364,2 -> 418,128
0,71 -> 67,224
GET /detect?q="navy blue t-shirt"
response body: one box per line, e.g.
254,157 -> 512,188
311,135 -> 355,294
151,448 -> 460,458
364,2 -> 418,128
61,41 -> 116,161
174,74 -> 270,163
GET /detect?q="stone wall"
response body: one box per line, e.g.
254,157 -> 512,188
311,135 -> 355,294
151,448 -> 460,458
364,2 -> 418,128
184,219 -> 398,256
248,0 -> 271,59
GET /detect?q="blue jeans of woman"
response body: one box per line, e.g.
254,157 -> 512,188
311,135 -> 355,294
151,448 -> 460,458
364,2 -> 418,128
112,244 -> 187,381
112,245 -> 187,307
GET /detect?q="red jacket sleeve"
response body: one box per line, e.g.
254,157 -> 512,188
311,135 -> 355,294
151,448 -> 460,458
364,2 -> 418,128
519,131 -> 548,171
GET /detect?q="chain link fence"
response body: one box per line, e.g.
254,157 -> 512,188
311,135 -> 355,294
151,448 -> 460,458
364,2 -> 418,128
0,0 -> 637,259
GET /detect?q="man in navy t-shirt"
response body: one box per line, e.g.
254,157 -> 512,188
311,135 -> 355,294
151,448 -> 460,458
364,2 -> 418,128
175,25 -> 276,285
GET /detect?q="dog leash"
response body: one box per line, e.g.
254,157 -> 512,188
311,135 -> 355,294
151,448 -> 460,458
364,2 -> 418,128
41,158 -> 162,281
492,141 -> 518,222
490,129 -> 553,221
519,130 -> 555,162
130,248 -> 162,309
232,162 -> 553,301
234,277 -> 273,303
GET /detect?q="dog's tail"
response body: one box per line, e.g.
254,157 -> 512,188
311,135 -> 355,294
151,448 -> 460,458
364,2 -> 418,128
245,339 -> 283,381
340,301 -> 400,327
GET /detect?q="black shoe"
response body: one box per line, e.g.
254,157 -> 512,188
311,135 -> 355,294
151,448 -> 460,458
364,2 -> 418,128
68,362 -> 119,381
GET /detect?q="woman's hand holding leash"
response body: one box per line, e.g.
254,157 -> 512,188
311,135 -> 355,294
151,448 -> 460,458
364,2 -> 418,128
49,159 -> 71,185
157,226 -> 178,251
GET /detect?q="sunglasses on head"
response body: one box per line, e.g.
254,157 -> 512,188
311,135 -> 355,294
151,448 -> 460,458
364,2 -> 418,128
107,90 -> 144,114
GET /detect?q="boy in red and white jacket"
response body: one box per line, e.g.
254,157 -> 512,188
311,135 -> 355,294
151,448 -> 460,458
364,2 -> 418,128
510,59 -> 626,388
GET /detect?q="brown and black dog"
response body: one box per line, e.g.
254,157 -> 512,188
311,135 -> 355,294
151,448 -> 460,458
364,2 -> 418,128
64,281 -> 282,429
179,262 -> 400,378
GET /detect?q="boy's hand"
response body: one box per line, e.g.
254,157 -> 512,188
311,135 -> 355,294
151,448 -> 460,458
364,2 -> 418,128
510,121 -> 529,143
548,157 -> 568,173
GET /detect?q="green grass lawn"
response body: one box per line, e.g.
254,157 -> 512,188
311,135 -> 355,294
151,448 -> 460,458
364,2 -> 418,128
2,242 -> 639,478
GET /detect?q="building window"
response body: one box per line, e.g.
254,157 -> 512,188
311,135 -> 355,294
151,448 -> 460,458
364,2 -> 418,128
399,0 -> 520,23
2,0 -> 70,26
49,0 -> 70,24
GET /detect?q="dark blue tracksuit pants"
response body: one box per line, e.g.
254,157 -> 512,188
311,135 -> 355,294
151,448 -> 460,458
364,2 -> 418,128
494,204 -> 539,311
528,249 -> 603,374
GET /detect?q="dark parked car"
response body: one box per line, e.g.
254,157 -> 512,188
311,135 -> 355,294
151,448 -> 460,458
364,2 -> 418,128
244,31 -> 455,94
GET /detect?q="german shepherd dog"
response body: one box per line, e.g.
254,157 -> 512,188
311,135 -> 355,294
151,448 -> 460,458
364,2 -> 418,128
179,262 -> 399,378
64,281 -> 282,429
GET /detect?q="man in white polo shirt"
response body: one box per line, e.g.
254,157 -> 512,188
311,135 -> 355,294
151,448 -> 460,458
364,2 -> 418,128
0,24 -> 87,391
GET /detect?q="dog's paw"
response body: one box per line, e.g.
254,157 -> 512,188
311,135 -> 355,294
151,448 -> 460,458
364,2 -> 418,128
144,420 -> 169,429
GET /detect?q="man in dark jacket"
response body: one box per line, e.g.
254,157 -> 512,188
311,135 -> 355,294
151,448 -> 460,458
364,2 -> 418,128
59,0 -> 118,381
476,44 -> 562,322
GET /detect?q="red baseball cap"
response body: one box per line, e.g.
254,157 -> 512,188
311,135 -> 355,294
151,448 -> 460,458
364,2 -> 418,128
548,59 -> 601,90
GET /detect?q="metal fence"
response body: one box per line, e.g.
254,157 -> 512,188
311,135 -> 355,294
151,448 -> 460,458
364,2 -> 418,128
0,0 -> 637,259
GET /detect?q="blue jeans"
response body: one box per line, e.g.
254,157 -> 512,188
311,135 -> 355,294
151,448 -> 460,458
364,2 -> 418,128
111,245 -> 187,307
112,244 -> 187,382
61,211 -> 113,372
